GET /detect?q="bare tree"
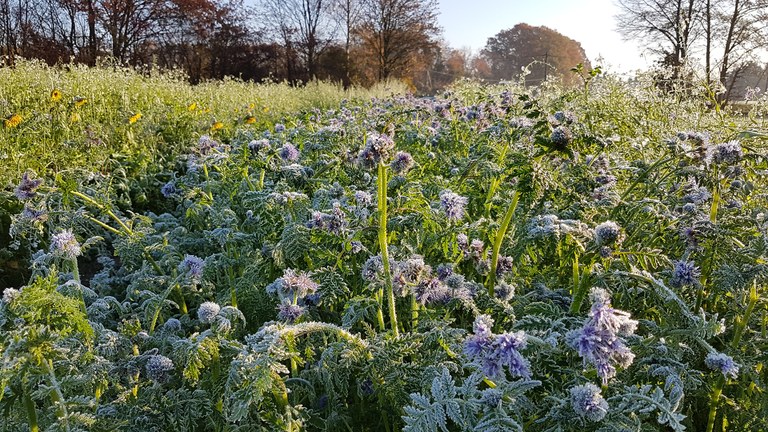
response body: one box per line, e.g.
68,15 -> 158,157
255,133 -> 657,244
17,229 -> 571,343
258,0 -> 336,80
331,0 -> 361,86
615,0 -> 700,71
714,0 -> 768,100
355,0 -> 439,81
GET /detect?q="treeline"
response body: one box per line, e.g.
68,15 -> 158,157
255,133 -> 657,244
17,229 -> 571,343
0,0 -> 598,91
0,0 -> 451,89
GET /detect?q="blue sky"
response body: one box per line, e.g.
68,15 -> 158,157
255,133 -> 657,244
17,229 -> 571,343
438,0 -> 650,73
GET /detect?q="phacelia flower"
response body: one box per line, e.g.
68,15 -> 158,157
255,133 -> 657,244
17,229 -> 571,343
670,260 -> 700,288
163,318 -> 182,332
390,151 -> 414,174
566,288 -> 638,385
274,123 -> 286,133
439,190 -> 468,221
550,125 -> 573,146
277,302 -> 305,323
705,352 -> 739,379
594,221 -> 622,247
2,288 -> 21,304
14,171 -> 43,200
160,181 -> 178,198
50,229 -> 82,260
248,139 -> 271,155
362,255 -> 384,282
197,135 -> 218,154
267,269 -> 319,301
279,143 -> 300,162
570,383 -> 609,422
711,140 -> 742,165
178,255 -> 205,280
145,355 -> 174,383
358,133 -> 395,169
21,206 -> 48,223
197,301 -> 221,324
464,314 -> 530,379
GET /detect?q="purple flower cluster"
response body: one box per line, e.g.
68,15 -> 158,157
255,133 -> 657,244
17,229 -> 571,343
569,383 -> 609,422
50,229 -> 82,260
307,202 -> 347,234
464,315 -> 530,379
178,255 -> 205,280
705,352 -> 739,379
279,143 -> 300,162
390,151 -> 414,174
566,288 -> 638,385
711,140 -> 742,165
145,355 -> 174,383
160,181 -> 178,198
248,139 -> 271,155
266,269 -> 319,322
358,133 -> 395,169
439,190 -> 468,221
550,126 -> 573,146
670,260 -> 700,288
361,255 -> 384,282
594,221 -> 622,247
14,171 -> 43,200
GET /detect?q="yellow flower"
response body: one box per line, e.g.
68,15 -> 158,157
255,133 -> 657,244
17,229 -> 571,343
4,114 -> 22,128
187,102 -> 197,111
245,116 -> 256,124
211,121 -> 224,130
73,97 -> 87,107
51,89 -> 62,102
248,103 -> 255,110
70,113 -> 81,123
262,106 -> 270,113
129,112 -> 142,124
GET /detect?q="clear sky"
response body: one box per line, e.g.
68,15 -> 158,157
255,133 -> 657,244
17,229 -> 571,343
438,0 -> 651,73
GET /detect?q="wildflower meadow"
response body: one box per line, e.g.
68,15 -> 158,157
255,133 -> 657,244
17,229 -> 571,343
1,63 -> 768,431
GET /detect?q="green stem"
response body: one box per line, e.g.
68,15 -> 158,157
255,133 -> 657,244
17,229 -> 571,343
43,359 -> 71,432
375,290 -> 386,331
378,163 -> 398,337
411,295 -> 419,330
486,191 -> 520,296
731,282 -> 758,349
23,387 -> 39,432
706,376 -> 725,432
69,258 -> 87,314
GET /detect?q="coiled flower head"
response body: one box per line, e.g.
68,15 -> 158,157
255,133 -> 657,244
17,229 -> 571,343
464,314 -> 530,379
197,301 -> 221,324
570,383 -> 609,422
362,255 -> 384,282
550,125 -> 573,146
390,151 -> 414,174
279,143 -> 300,162
594,221 -> 622,247
278,302 -> 305,323
439,190 -> 468,221
267,269 -> 319,301
705,352 -> 739,379
711,140 -> 742,165
358,133 -> 395,169
178,255 -> 205,280
50,229 -> 82,260
160,181 -> 178,198
670,260 -> 700,288
145,355 -> 174,383
14,171 -> 43,200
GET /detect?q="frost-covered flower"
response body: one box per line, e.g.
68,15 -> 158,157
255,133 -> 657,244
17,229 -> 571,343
274,123 -> 286,133
550,126 -> 573,146
495,256 -> 514,276
683,186 -> 711,204
439,190 -> 468,221
277,302 -> 305,323
464,315 -> 530,379
2,288 -> 21,304
163,318 -> 182,332
594,221 -> 622,246
711,140 -> 742,165
390,151 -> 414,174
160,181 -> 178,198
412,277 -> 450,305
495,280 -> 515,301
480,388 -> 503,408
457,233 -> 469,252
705,352 -> 739,379
50,229 -> 82,260
279,143 -> 300,162
248,139 -> 271,155
14,171 -> 43,200
570,383 -> 609,422
268,269 -> 319,301
362,255 -> 384,281
358,133 -> 395,169
198,135 -> 218,154
21,206 -> 48,223
178,255 -> 205,280
566,288 -> 638,385
197,301 -> 221,323
145,355 -> 174,383
670,260 -> 700,288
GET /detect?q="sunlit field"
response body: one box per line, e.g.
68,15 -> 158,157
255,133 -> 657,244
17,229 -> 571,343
2,64 -> 768,431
